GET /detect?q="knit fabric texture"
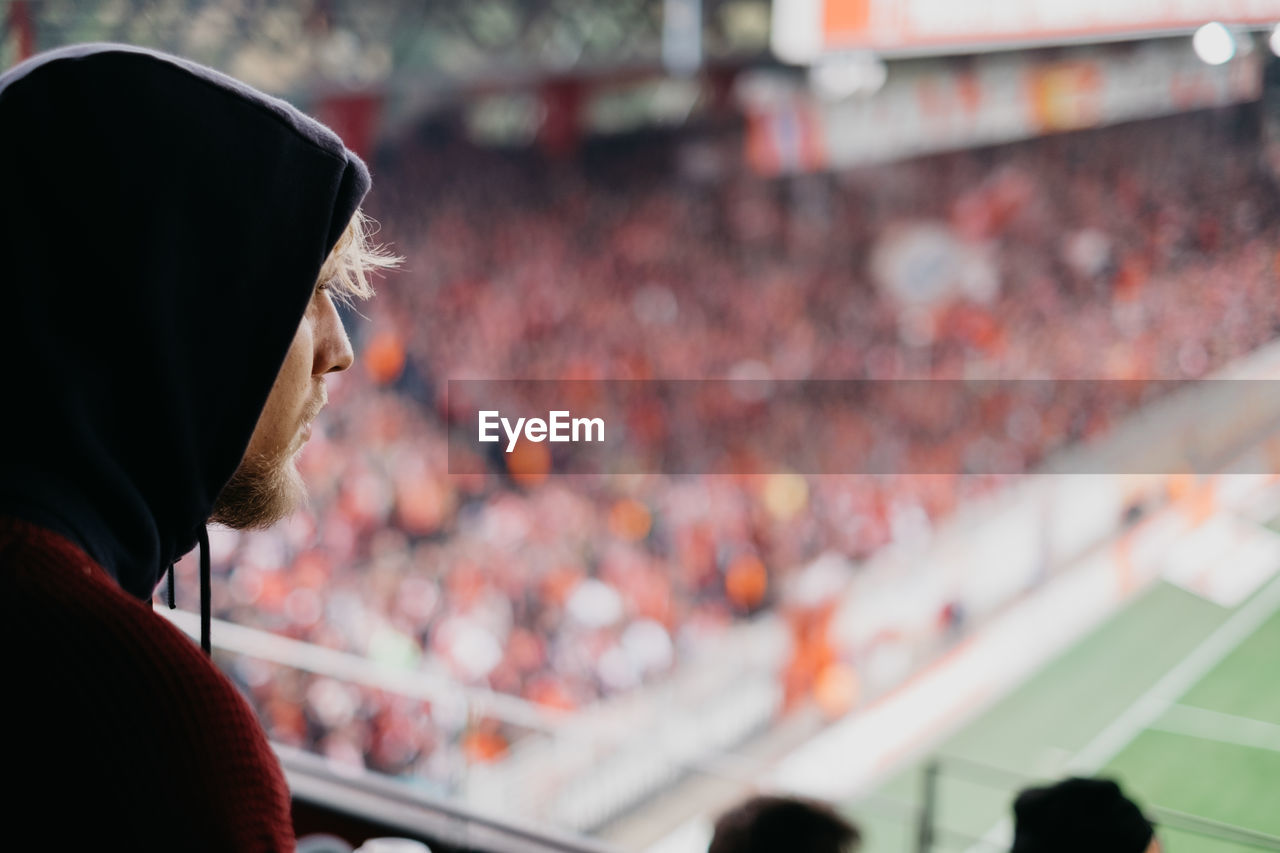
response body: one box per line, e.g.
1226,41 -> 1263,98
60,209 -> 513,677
2,516 -> 294,849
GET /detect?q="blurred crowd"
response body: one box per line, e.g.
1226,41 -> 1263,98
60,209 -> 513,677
174,104 -> 1280,786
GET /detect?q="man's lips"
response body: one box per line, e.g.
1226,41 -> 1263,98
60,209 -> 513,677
300,389 -> 327,442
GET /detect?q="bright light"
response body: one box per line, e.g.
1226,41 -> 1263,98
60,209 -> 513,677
1270,23 -> 1280,57
1193,22 -> 1236,66
772,0 -> 823,65
809,51 -> 888,100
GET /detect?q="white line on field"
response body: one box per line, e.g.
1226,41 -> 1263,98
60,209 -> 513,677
963,572 -> 1280,853
1150,704 -> 1280,754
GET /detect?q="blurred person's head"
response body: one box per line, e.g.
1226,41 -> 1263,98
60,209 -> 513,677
1011,777 -> 1159,853
708,795 -> 861,853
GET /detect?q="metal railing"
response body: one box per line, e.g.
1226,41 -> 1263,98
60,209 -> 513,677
281,745 -> 621,853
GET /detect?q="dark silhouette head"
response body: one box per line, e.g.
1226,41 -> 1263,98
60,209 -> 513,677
1012,777 -> 1158,853
709,795 -> 862,853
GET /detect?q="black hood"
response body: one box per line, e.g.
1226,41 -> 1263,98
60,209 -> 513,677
0,43 -> 370,600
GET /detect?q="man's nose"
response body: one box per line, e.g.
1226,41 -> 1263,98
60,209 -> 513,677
315,299 -> 355,375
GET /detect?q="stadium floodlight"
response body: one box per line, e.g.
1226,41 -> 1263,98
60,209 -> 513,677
1193,22 -> 1236,65
809,51 -> 887,100
1270,23 -> 1280,56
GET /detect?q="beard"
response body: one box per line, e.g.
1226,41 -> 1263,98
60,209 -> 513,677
209,446 -> 307,530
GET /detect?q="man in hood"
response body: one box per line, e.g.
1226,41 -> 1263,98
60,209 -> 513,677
0,43 -> 396,849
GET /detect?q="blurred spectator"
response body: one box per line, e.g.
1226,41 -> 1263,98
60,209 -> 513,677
708,795 -> 862,853
1012,777 -> 1159,853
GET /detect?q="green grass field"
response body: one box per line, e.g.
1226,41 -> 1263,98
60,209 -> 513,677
850,569 -> 1280,852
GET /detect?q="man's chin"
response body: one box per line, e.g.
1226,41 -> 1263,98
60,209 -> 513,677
209,453 -> 307,530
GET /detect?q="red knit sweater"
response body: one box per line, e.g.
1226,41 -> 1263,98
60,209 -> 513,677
0,516 -> 295,850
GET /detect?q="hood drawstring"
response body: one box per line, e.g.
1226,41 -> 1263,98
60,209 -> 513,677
198,525 -> 211,656
157,530 -> 211,657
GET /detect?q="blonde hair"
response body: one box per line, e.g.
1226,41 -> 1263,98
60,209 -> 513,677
317,208 -> 402,305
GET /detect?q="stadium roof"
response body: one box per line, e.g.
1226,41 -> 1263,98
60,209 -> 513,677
2,0 -> 772,97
